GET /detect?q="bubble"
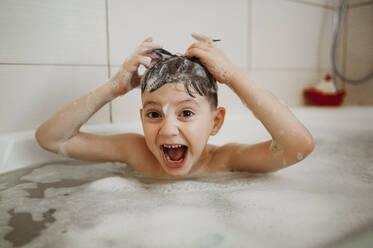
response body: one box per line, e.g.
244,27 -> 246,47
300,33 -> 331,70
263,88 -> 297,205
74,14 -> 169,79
158,64 -> 168,76
110,68 -> 131,91
269,140 -> 284,158
297,153 -> 303,161
194,67 -> 207,77
212,63 -> 232,84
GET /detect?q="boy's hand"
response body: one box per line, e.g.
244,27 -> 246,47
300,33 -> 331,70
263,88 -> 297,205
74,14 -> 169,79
111,37 -> 162,96
186,33 -> 237,85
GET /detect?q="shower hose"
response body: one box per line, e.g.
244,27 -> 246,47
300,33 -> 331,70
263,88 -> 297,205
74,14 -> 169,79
332,0 -> 373,87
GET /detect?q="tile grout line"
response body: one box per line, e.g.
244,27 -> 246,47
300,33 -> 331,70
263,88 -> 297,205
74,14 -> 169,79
0,63 -> 107,67
247,0 -> 252,78
105,0 -> 113,124
287,0 -> 373,9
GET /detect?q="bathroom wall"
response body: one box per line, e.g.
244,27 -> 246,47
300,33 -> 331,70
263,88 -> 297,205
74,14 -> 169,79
0,0 -> 372,133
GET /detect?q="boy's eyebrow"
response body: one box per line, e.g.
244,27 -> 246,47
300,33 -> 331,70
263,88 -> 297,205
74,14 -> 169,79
143,99 -> 200,108
177,99 -> 200,107
143,101 -> 161,108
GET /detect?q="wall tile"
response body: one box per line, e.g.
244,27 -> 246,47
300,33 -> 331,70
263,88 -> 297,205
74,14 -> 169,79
111,68 -> 143,123
0,0 -> 107,64
108,0 -> 249,68
249,68 -> 323,106
251,0 -> 335,69
0,65 -> 110,133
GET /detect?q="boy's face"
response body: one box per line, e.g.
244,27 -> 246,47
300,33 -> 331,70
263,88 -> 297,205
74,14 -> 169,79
140,83 -> 223,178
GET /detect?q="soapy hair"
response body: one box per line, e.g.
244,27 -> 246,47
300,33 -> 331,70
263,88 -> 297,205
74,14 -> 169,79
140,49 -> 218,108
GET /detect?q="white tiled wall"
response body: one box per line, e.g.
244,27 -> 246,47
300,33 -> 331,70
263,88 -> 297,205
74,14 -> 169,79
0,65 -> 109,133
0,0 -> 110,133
0,0 -> 372,133
0,0 -> 107,64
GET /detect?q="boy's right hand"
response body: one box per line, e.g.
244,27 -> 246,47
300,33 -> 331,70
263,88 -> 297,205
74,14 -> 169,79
111,37 -> 162,96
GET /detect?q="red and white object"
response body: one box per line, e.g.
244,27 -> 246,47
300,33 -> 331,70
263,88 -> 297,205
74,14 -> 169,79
303,74 -> 346,106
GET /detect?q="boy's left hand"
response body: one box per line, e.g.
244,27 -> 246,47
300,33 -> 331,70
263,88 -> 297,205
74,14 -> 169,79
186,33 -> 237,85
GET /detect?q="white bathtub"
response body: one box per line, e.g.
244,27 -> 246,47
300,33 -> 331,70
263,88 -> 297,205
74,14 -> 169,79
1,106 -> 373,248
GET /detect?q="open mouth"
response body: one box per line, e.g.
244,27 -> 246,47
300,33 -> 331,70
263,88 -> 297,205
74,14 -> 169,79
161,144 -> 188,168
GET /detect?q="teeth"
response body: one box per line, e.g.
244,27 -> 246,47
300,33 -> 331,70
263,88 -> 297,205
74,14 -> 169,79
164,144 -> 182,149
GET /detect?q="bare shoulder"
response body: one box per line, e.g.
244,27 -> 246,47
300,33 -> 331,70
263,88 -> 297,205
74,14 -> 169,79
203,143 -> 236,173
105,133 -> 161,175
208,142 -> 273,173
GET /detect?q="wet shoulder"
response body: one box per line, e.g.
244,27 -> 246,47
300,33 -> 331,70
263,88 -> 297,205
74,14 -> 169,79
205,144 -> 231,173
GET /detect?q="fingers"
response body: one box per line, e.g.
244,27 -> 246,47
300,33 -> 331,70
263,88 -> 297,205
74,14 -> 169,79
138,38 -> 163,59
188,42 -> 212,52
191,33 -> 213,44
186,47 -> 210,62
125,54 -> 151,72
143,37 -> 152,42
136,55 -> 151,68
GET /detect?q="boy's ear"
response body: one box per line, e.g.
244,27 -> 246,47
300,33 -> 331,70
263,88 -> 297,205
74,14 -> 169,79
210,107 -> 225,136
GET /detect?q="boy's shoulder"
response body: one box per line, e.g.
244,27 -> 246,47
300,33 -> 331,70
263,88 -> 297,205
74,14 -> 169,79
110,133 -> 162,176
200,143 -> 238,173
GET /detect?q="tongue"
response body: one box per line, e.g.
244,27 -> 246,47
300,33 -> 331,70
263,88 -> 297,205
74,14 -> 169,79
168,147 -> 185,161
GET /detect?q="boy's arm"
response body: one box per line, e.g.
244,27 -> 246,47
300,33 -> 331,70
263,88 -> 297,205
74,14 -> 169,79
35,37 -> 161,163
187,33 -> 314,173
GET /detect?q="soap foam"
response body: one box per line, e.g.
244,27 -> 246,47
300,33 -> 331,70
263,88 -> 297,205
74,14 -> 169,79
297,153 -> 304,161
57,141 -> 69,157
110,68 -> 132,92
162,104 -> 169,116
212,62 -> 232,85
269,140 -> 284,158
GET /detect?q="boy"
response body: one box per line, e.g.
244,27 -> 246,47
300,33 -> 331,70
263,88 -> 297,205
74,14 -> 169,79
35,34 -> 314,178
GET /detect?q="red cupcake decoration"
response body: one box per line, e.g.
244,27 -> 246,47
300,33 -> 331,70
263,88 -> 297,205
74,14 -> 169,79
303,74 -> 346,106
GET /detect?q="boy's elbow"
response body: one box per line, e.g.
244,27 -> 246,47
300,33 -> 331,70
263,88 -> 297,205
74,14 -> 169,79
35,128 -> 56,152
295,133 -> 314,161
303,133 -> 315,157
35,128 -> 47,150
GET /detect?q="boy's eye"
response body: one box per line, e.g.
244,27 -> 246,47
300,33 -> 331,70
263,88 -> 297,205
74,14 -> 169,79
181,110 -> 194,118
146,111 -> 161,118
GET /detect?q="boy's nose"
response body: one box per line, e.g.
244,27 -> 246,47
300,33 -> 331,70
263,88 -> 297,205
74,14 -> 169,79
159,118 -> 179,137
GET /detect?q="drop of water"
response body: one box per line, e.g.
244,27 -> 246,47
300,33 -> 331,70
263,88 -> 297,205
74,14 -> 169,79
297,153 -> 303,161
